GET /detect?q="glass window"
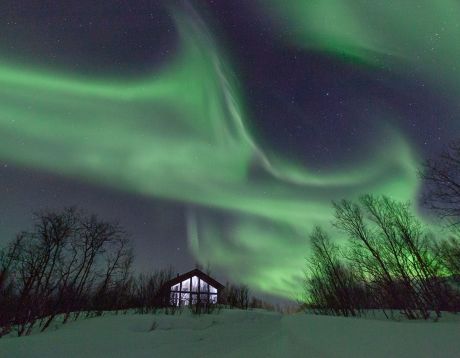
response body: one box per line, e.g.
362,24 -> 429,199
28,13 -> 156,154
210,294 -> 217,304
200,279 -> 209,292
209,285 -> 217,294
191,293 -> 198,304
181,278 -> 190,291
171,284 -> 180,291
181,293 -> 190,305
170,292 -> 180,306
191,276 -> 199,292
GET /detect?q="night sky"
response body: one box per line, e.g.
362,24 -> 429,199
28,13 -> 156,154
0,0 -> 459,300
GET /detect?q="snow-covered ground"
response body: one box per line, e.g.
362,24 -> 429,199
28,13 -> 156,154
1,309 -> 459,357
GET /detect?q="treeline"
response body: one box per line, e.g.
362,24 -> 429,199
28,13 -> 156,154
0,208 -> 271,337
304,141 -> 460,320
0,209 -> 184,337
305,195 -> 459,319
0,208 -> 134,336
219,283 -> 275,311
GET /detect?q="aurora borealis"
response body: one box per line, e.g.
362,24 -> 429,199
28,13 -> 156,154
0,1 -> 459,299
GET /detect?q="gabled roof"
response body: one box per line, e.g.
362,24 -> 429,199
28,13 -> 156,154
165,268 -> 225,289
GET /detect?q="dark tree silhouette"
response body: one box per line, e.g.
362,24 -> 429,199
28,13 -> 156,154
302,195 -> 458,320
334,195 -> 447,319
304,227 -> 360,317
421,140 -> 460,310
132,268 -> 174,313
222,283 -> 250,309
0,208 -> 133,337
422,140 -> 460,226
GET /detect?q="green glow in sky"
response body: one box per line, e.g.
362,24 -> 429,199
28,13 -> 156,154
265,0 -> 460,93
0,7 -> 424,299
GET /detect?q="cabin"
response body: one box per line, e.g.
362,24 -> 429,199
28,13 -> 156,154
163,269 -> 225,306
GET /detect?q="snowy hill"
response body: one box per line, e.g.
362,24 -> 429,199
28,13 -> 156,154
1,309 -> 459,357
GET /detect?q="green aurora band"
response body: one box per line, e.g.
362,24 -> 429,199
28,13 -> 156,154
0,5 -> 437,299
265,0 -> 460,93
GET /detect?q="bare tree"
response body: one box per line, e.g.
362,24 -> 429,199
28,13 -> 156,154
421,140 -> 460,311
421,140 -> 460,226
61,214 -> 129,322
0,208 -> 134,336
333,197 -> 406,317
304,227 -> 360,317
434,233 -> 460,278
91,236 -> 134,316
0,240 -> 21,336
5,209 -> 79,336
222,283 -> 250,309
132,268 -> 174,313
334,195 -> 446,319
